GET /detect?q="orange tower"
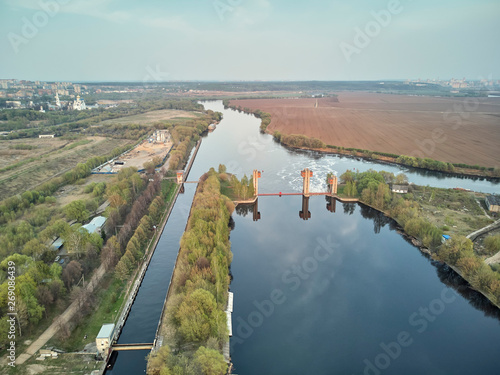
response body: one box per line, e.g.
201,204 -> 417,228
301,168 -> 313,197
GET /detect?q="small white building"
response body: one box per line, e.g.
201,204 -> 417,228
82,216 -> 107,234
391,184 -> 409,194
39,134 -> 55,138
485,195 -> 500,213
96,323 -> 115,356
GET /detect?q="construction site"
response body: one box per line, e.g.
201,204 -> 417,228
93,130 -> 172,173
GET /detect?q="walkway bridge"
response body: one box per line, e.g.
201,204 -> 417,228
112,343 -> 153,351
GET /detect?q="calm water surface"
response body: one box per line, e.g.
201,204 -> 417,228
107,101 -> 499,374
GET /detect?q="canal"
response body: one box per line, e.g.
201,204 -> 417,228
107,100 -> 499,374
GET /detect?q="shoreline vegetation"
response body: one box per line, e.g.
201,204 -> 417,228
148,166 -> 253,375
330,169 -> 500,309
223,100 -> 500,180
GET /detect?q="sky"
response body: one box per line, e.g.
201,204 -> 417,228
0,0 -> 499,82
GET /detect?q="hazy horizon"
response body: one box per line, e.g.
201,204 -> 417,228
1,0 -> 499,82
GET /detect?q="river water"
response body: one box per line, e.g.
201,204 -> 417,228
107,101 -> 499,374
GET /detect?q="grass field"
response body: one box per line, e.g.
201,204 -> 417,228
231,93 -> 500,167
2,354 -> 103,375
0,136 -> 134,200
410,186 -> 493,237
98,109 -> 199,126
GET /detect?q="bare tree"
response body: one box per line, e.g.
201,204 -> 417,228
62,260 -> 83,290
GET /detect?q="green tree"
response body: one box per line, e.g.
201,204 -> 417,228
484,235 -> 500,256
194,346 -> 227,375
21,239 -> 48,260
217,164 -> 226,174
176,289 -> 225,343
64,200 -> 89,223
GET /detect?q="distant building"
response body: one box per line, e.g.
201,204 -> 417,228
391,184 -> 409,194
39,134 -> 55,138
153,130 -> 169,142
69,95 -> 86,111
82,216 -> 107,234
485,195 -> 500,212
55,92 -> 61,108
96,323 -> 115,357
51,237 -> 64,251
6,100 -> 22,108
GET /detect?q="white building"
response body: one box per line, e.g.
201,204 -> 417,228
70,95 -> 86,111
96,323 -> 115,356
55,92 -> 61,108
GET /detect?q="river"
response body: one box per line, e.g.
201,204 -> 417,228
106,100 -> 499,374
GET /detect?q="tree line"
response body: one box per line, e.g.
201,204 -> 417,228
148,168 -> 235,375
338,169 -> 500,307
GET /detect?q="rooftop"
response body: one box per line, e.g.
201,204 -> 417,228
51,237 -> 64,250
392,184 -> 409,191
97,323 -> 115,339
486,195 -> 500,206
82,216 -> 106,234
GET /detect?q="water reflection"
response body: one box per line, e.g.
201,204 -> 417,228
358,204 -> 395,234
230,196 -> 500,374
299,196 -> 311,220
435,262 -> 500,322
237,196 -> 337,222
343,202 -> 356,215
326,196 -> 336,213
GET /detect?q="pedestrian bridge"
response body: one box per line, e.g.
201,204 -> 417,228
112,343 -> 154,351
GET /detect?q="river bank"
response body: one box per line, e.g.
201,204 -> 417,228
224,102 -> 500,181
333,181 -> 500,310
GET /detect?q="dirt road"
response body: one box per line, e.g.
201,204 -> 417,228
16,265 -> 106,365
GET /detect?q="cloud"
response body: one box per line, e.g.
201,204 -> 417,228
229,0 -> 273,27
7,0 -> 132,23
140,15 -> 195,33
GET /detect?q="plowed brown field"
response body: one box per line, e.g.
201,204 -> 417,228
230,93 -> 500,167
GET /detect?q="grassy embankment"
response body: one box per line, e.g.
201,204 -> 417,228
224,101 -> 500,179
333,169 -> 500,308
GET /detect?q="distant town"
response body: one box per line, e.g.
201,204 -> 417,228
1,77 -> 499,111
